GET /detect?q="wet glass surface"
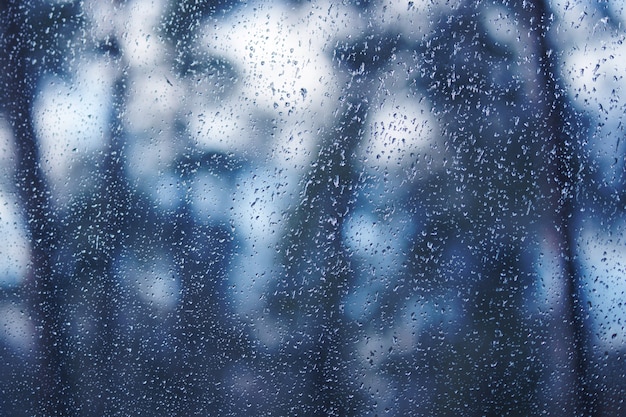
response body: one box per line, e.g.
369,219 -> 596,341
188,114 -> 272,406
1,0 -> 626,415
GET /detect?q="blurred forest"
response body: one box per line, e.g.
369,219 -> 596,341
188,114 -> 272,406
2,0 -> 626,416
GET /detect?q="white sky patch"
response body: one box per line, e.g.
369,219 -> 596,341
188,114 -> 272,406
119,0 -> 169,69
0,119 -> 16,187
579,223 -> 626,351
201,2 -> 342,115
231,168 -> 288,243
370,0 -> 455,44
0,191 -> 29,287
137,269 -> 180,310
83,0 -> 123,41
0,302 -> 34,352
343,210 -> 388,256
33,58 -> 115,186
196,0 -> 359,168
121,255 -> 180,311
361,95 -> 440,174
342,208 -> 412,320
562,37 -> 626,188
190,171 -> 232,222
125,66 -> 182,134
482,4 -> 522,49
186,100 -> 253,155
532,233 -> 568,311
228,167 -> 293,313
556,0 -> 625,120
563,43 -> 625,117
0,119 -> 29,288
549,0 -> 602,37
150,170 -> 183,211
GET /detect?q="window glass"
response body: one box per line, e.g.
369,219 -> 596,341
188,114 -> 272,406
1,0 -> 625,415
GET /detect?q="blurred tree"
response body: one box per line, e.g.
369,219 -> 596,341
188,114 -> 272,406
265,99 -> 367,415
2,1 -> 83,415
527,1 -> 594,415
165,150 -> 249,415
329,0 -> 592,415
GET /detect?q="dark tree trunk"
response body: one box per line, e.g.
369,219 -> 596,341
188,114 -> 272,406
529,1 -> 595,415
4,2 -> 74,416
275,99 -> 365,416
